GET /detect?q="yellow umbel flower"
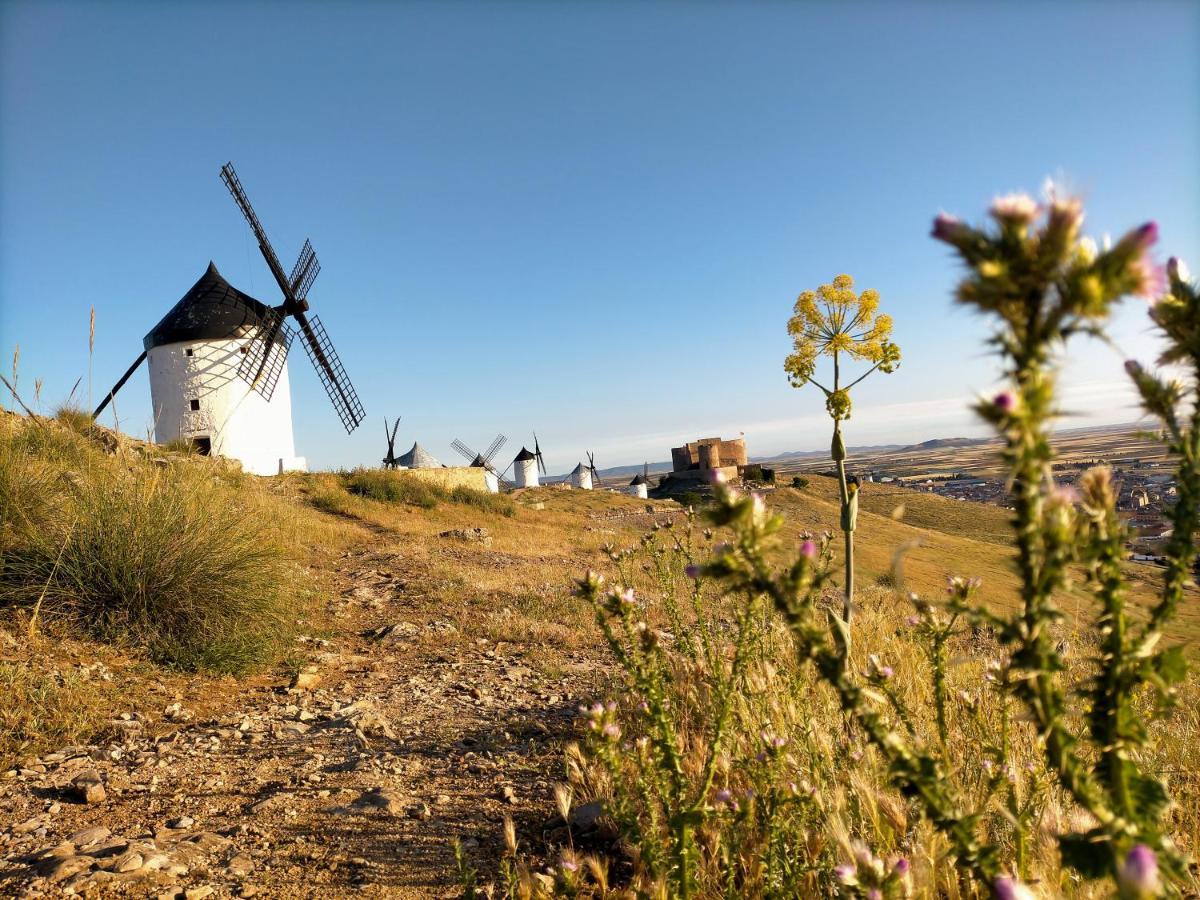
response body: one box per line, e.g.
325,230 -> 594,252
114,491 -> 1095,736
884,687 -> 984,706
784,274 -> 901,413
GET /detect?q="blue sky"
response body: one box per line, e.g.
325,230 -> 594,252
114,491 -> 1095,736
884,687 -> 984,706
2,1 -> 1197,473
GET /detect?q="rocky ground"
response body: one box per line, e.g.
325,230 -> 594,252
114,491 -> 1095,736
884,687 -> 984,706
0,534 -> 614,898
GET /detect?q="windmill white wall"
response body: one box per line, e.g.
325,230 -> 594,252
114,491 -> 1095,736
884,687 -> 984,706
630,481 -> 649,499
569,464 -> 593,490
513,450 -> 539,488
147,338 -> 306,476
483,470 -> 499,493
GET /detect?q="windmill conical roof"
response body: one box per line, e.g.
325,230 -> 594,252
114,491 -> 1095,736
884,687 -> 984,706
470,454 -> 487,467
144,262 -> 281,351
630,474 -> 648,485
398,442 -> 441,468
569,463 -> 585,475
514,447 -> 536,462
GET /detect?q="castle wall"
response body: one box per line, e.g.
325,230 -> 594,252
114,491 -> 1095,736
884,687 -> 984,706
398,467 -> 490,492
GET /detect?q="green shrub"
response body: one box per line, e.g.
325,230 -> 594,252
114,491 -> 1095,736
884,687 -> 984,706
343,468 -> 442,508
53,403 -> 96,436
450,485 -> 515,517
791,475 -> 809,489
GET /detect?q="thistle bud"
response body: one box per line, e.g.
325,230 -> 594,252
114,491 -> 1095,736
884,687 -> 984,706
993,391 -> 1017,413
931,213 -> 969,244
990,192 -> 1039,225
1118,844 -> 1161,899
1167,256 -> 1191,284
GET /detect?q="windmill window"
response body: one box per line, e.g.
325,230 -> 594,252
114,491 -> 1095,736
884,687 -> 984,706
189,398 -> 200,411
185,348 -> 194,357
240,346 -> 249,354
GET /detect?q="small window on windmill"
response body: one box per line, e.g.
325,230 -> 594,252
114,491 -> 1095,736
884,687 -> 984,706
185,348 -> 194,357
191,436 -> 212,456
240,346 -> 249,355
189,398 -> 200,411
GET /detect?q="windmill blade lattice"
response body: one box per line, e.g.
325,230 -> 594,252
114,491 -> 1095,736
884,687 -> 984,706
298,314 -> 365,433
237,312 -> 295,401
483,434 -> 508,464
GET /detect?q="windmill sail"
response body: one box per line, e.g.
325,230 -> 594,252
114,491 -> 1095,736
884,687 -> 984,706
220,161 -> 365,434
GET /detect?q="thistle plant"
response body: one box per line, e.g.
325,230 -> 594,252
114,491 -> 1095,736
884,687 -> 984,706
785,275 -> 900,624
934,189 -> 1194,885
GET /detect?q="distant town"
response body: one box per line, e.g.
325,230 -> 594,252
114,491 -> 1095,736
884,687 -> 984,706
757,422 -> 1184,565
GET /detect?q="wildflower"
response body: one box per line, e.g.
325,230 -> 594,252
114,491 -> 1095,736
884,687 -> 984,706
1167,256 -> 1190,283
1118,844 -> 1161,898
993,875 -> 1038,900
993,390 -> 1017,413
559,854 -> 579,873
1125,359 -> 1142,377
931,212 -> 970,244
684,563 -> 700,579
892,857 -> 910,875
834,863 -> 858,885
990,192 -> 1039,224
601,722 -> 621,741
800,539 -> 817,559
785,275 -> 900,391
867,890 -> 883,900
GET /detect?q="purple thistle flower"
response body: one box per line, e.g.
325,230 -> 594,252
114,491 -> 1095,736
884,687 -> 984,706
990,192 -> 1039,224
993,875 -> 1037,900
713,788 -> 733,807
1119,844 -> 1161,898
684,563 -> 700,579
993,390 -> 1017,413
800,539 -> 817,559
931,212 -> 969,243
833,863 -> 857,884
893,857 -> 910,875
1124,359 -> 1143,377
1129,221 -> 1159,250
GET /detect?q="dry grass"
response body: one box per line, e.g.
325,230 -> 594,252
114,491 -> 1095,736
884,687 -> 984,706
773,478 -> 1200,645
0,656 -> 115,769
0,413 -> 355,673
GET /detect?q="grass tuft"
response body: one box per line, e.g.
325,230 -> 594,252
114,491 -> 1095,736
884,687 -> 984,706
0,414 -> 308,674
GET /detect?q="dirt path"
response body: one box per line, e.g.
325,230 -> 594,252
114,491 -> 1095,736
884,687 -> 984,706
1,536 -> 605,898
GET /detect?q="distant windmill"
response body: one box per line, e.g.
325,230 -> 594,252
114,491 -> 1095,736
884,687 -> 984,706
452,434 -> 510,488
382,417 -> 401,469
90,161 -> 364,475
629,461 -> 650,499
586,451 -> 603,488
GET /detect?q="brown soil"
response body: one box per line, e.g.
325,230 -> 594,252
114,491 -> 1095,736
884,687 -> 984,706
0,492 -> 673,899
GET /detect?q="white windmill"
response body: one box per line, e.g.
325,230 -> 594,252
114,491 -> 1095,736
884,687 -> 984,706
92,163 -> 365,475
629,463 -> 650,499
512,446 -> 539,488
568,462 -> 593,490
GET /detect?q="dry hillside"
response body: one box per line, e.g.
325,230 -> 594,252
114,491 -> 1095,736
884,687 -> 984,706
1,413 -> 1197,897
